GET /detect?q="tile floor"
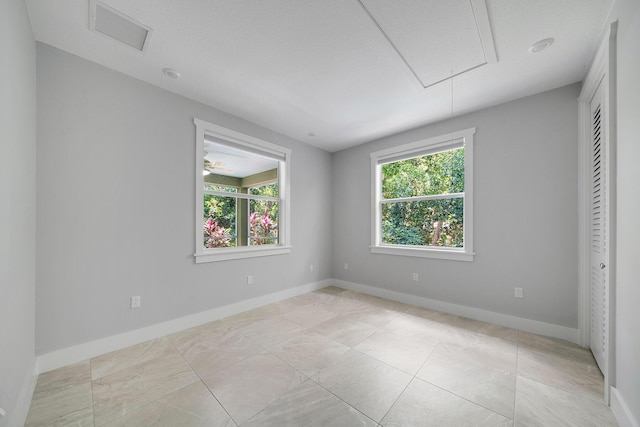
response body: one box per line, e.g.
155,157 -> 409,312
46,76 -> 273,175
25,287 -> 618,426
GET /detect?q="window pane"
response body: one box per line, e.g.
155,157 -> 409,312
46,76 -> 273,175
204,195 -> 236,248
381,148 -> 464,199
249,200 -> 278,245
382,198 -> 463,247
249,182 -> 278,197
204,183 -> 237,193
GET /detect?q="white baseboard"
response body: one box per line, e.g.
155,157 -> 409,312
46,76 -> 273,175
611,387 -> 640,427
36,280 -> 331,374
36,277 -> 583,375
7,357 -> 38,427
333,280 -> 580,344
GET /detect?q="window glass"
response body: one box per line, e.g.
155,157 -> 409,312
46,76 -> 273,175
204,183 -> 238,193
249,200 -> 279,245
370,128 -> 475,261
381,198 -> 464,247
195,118 -> 291,262
203,195 -> 236,247
381,148 -> 464,199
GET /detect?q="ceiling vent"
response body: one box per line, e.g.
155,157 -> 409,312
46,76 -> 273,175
89,0 -> 152,52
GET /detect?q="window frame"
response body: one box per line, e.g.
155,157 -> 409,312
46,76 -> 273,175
370,128 -> 475,262
194,118 -> 291,263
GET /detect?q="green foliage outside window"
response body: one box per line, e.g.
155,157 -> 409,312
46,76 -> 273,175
249,183 -> 279,245
204,193 -> 236,247
381,148 -> 465,247
203,181 -> 279,248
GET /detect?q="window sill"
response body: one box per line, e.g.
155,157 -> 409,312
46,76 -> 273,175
195,245 -> 292,263
371,245 -> 474,262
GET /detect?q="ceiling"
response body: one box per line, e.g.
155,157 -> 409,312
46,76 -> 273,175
25,0 -> 613,152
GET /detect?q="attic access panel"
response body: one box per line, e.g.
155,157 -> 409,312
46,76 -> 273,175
359,0 -> 497,88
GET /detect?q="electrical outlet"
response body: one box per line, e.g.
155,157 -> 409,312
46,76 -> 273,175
344,263 -> 349,270
130,296 -> 141,309
514,287 -> 524,298
247,275 -> 254,285
309,264 -> 314,272
413,273 -> 419,281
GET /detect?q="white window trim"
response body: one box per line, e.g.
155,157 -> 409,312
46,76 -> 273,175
370,128 -> 475,262
194,118 -> 291,263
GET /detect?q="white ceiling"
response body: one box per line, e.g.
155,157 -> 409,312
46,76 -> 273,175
25,0 -> 613,152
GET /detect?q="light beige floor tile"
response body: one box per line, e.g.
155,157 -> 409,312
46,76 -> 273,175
30,360 -> 91,396
25,361 -> 93,427
168,319 -> 234,351
315,286 -> 347,296
517,348 -> 604,401
316,349 -> 412,422
354,327 -> 438,374
202,353 -> 307,425
277,290 -> 341,311
282,304 -> 338,329
514,376 -> 616,427
92,352 -> 199,425
346,307 -> 402,329
236,315 -> 303,348
343,291 -> 413,312
91,337 -> 176,380
101,381 -> 235,427
381,378 -> 513,427
320,292 -> 374,316
172,323 -> 265,378
444,314 -> 487,333
438,332 -> 518,372
221,304 -> 284,330
243,379 -> 376,427
472,321 -> 519,343
310,314 -> 379,347
269,332 -> 350,376
405,305 -> 452,322
417,343 -> 516,418
26,405 -> 94,427
518,331 -> 595,365
384,314 -> 445,342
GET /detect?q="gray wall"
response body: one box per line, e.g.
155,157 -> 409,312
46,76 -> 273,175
612,0 -> 640,422
332,84 -> 580,328
35,44 -> 333,355
0,0 -> 37,425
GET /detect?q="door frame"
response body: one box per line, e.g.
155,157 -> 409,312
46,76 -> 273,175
578,20 -> 617,404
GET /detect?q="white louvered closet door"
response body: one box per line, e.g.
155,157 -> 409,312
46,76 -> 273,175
590,80 -> 608,374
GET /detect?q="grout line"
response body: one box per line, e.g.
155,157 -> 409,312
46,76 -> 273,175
89,358 -> 96,427
169,338 -> 239,426
513,329 -> 521,422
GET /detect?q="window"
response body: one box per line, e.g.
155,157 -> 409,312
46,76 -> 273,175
370,128 -> 475,261
194,118 -> 291,263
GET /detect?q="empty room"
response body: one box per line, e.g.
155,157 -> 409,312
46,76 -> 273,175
1,0 -> 639,426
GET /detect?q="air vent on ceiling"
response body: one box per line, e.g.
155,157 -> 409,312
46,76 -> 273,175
89,0 -> 152,52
